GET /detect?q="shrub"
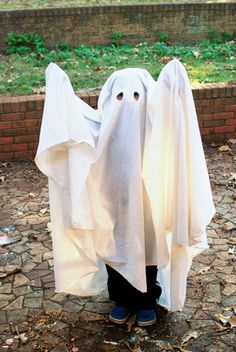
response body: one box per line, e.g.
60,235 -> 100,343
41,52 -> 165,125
5,32 -> 46,55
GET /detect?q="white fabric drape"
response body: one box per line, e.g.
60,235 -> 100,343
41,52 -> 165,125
35,60 -> 215,311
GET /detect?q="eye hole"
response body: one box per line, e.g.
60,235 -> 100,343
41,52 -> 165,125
117,92 -> 123,101
134,92 -> 139,100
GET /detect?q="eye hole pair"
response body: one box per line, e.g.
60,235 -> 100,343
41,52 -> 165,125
116,92 -> 139,101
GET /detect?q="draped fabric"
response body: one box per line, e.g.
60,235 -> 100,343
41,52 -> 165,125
35,60 -> 215,311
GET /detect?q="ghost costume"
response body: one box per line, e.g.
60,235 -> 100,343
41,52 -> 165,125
35,59 -> 215,312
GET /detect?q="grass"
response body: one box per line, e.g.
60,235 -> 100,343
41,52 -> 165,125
0,39 -> 235,96
0,0 -> 234,10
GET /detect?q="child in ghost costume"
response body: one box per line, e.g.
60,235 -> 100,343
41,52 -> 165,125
35,59 -> 215,326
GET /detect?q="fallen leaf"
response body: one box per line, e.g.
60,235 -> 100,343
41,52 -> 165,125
46,222 -> 52,232
228,138 -> 236,144
192,51 -> 200,58
181,331 -> 199,345
218,145 -> 231,152
103,340 -> 118,346
228,315 -> 236,328
40,208 -> 48,215
224,222 -> 236,231
29,192 -> 36,198
215,313 -> 229,325
0,264 -> 21,278
5,339 -> 13,346
215,313 -> 236,327
126,314 -> 136,333
228,246 -> 236,254
18,333 -> 28,343
123,340 -> 142,352
229,173 -> 236,182
0,176 -> 5,182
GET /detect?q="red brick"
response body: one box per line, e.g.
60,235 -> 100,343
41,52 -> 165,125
0,121 -> 12,129
12,120 -> 37,128
4,143 -> 28,152
14,135 -> 38,143
204,120 -> 224,128
200,127 -> 214,135
225,104 -> 236,112
225,119 -> 236,126
202,133 -> 224,143
2,102 -> 12,114
28,142 -> 38,150
214,112 -> 234,120
0,152 -> 14,160
212,89 -> 219,98
0,137 -> 13,145
202,107 -> 212,114
1,128 -> 27,137
214,98 -> 226,106
10,97 -> 20,113
196,107 -> 202,114
200,99 -> 214,107
225,98 -> 236,105
26,127 -> 40,135
25,111 -> 38,119
215,125 -> 235,133
211,106 -> 224,113
0,112 -> 25,122
19,101 -> 27,113
13,150 -> 33,159
203,113 -> 214,120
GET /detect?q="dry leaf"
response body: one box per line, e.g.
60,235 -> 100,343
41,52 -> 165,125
228,246 -> 236,254
104,340 -> 118,346
126,314 -> 136,332
192,51 -> 200,58
229,173 -> 236,182
228,315 -> 236,328
40,208 -> 48,215
18,333 -> 28,343
123,340 -> 142,352
181,331 -> 199,345
218,145 -> 231,152
215,313 -> 231,326
29,192 -> 36,198
228,138 -> 236,144
0,264 -> 21,278
46,222 -> 52,232
0,176 -> 5,182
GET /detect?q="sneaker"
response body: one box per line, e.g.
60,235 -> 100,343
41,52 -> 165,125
108,306 -> 131,324
137,309 -> 156,327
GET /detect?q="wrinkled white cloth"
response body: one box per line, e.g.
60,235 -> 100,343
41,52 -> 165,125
35,60 -> 215,311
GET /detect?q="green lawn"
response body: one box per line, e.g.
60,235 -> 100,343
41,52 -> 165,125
0,0 -> 233,10
0,38 -> 235,96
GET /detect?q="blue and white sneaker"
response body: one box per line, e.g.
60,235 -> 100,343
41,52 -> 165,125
108,306 -> 131,324
137,309 -> 157,327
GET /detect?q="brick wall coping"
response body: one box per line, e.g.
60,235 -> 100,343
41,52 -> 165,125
0,82 -> 235,108
0,2 -> 235,16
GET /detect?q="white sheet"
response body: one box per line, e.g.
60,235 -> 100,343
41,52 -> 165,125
35,60 -> 215,311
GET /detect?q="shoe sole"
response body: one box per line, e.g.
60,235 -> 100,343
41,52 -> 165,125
108,313 -> 130,325
137,317 -> 157,327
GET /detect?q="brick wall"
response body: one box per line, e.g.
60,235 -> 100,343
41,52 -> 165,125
0,3 -> 235,51
0,84 -> 235,160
